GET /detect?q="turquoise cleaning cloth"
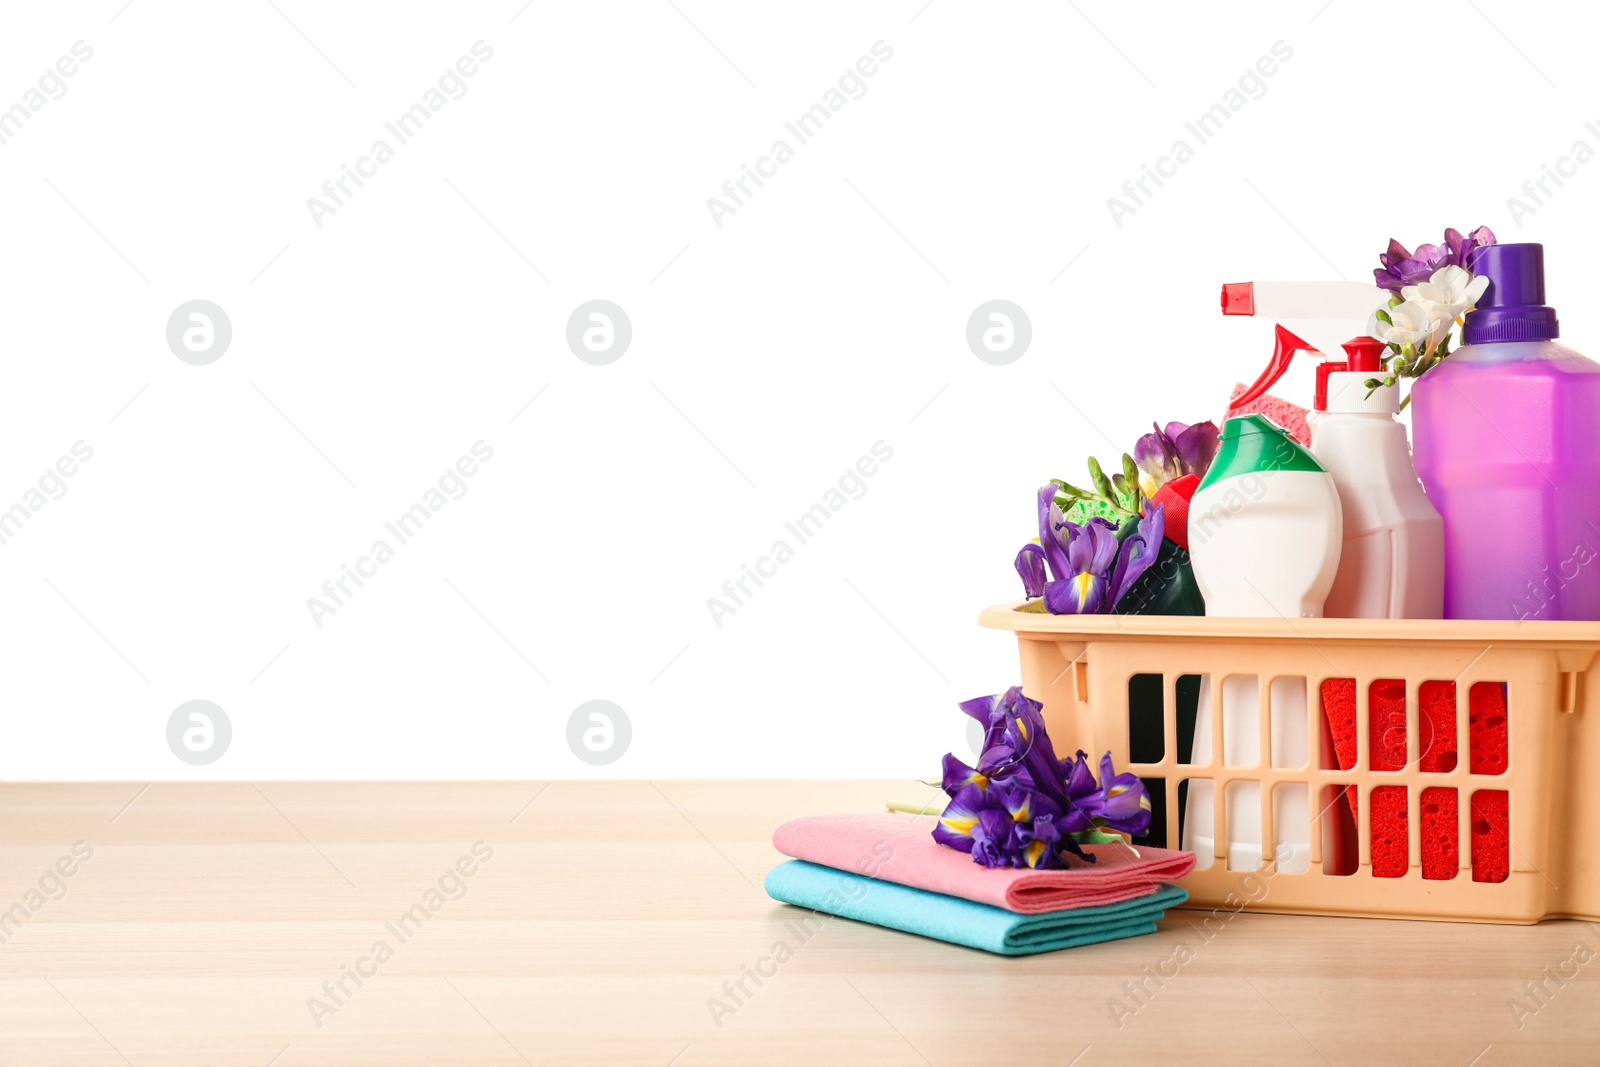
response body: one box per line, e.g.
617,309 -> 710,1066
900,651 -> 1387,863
764,860 -> 1188,956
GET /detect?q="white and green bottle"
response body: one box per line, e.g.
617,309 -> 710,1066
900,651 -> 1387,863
1182,414 -> 1341,875
1188,413 -> 1342,618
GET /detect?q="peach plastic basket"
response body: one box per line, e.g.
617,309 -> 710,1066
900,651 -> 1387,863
979,602 -> 1600,924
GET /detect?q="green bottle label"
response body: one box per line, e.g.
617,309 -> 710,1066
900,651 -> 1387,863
1198,414 -> 1324,491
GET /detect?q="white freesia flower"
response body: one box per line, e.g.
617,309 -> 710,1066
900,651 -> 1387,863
1368,299 -> 1432,350
1402,263 -> 1490,311
1401,264 -> 1489,352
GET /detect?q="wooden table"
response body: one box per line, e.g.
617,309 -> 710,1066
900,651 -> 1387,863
2,781 -> 1596,1065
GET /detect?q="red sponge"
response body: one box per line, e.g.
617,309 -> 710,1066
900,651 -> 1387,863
1316,678 -> 1507,881
1319,678 -> 1361,846
1418,680 -> 1460,773
1468,682 -> 1508,774
1421,787 -> 1458,880
1471,790 -> 1510,883
1322,678 -> 1359,774
1370,786 -> 1408,877
1369,678 -> 1408,772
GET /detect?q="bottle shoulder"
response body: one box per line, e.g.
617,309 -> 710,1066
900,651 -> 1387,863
1445,340 -> 1597,368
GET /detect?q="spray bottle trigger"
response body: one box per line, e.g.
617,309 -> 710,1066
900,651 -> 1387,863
1235,324 -> 1319,409
1314,361 -> 1348,412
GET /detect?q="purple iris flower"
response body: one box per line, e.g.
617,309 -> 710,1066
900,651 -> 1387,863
1035,483 -> 1073,579
1109,503 -> 1165,608
931,783 -> 992,854
936,689 -> 1154,868
1019,484 -> 1167,616
957,687 -> 1066,809
1014,543 -> 1047,598
1092,752 -> 1153,836
940,752 -> 987,794
1016,808 -> 1065,869
1044,519 -> 1119,614
1133,421 -> 1219,492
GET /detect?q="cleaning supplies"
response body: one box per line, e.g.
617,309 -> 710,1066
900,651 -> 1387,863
1222,281 -> 1444,619
1312,338 -> 1445,619
772,813 -> 1196,913
766,813 -> 1195,956
1410,243 -> 1600,621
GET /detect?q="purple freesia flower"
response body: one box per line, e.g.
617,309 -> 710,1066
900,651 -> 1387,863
1375,227 -> 1497,290
935,689 -> 1153,868
1444,225 -> 1496,271
1133,421 -> 1219,492
1375,238 -> 1451,291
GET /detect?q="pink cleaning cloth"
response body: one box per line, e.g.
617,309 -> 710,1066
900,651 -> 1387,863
772,813 -> 1196,915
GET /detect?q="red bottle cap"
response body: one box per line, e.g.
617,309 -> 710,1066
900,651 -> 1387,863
1341,337 -> 1387,373
1149,473 -> 1201,552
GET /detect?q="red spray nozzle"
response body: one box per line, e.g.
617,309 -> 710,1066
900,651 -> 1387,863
1221,282 -> 1255,316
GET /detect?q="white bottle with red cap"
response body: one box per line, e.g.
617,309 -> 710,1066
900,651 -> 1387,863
1313,338 -> 1444,619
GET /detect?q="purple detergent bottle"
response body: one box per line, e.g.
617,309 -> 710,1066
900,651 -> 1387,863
1411,243 -> 1600,621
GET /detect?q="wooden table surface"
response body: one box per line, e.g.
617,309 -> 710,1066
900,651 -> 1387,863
2,780 -> 1596,1065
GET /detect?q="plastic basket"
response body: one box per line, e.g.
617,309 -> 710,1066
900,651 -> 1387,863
979,602 -> 1600,924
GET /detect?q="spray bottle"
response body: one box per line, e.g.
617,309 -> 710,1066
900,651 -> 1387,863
1183,281 -> 1440,876
1218,280 -> 1444,619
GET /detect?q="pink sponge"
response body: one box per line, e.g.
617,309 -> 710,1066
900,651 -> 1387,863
1225,384 -> 1310,446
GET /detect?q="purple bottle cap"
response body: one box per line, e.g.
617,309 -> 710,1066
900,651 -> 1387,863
1461,243 -> 1559,344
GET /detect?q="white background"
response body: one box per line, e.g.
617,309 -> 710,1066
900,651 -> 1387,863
1,0 -> 1594,779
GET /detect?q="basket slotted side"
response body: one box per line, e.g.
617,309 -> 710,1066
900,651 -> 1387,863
983,605 -> 1600,924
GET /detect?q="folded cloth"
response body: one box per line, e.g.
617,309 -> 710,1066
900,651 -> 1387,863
765,860 -> 1187,956
773,813 -> 1195,914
